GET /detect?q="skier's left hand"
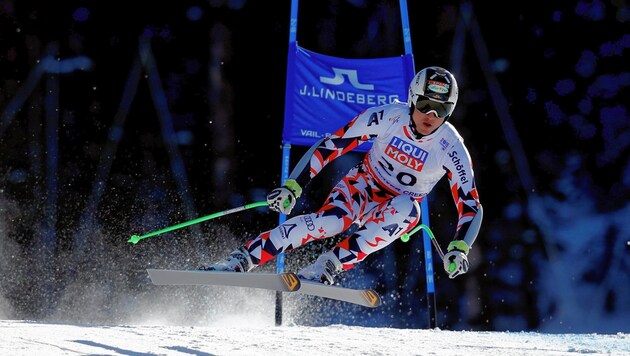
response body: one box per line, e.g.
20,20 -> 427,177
266,179 -> 302,215
443,240 -> 470,279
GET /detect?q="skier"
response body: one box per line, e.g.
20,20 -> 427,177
202,66 -> 483,284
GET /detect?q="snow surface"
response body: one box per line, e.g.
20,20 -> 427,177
1,319 -> 628,356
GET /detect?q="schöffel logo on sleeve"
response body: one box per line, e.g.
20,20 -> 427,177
299,67 -> 399,105
385,136 -> 428,171
448,150 -> 469,184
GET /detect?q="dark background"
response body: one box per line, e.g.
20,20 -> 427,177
0,0 -> 628,332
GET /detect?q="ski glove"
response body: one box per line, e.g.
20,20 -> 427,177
267,179 -> 302,215
443,240 -> 470,279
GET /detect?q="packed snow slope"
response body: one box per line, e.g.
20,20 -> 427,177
1,319 -> 628,356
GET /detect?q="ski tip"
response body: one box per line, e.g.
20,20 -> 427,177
361,290 -> 381,308
280,272 -> 301,291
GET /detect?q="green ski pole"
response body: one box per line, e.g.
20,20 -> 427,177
128,201 -> 268,244
401,224 -> 454,271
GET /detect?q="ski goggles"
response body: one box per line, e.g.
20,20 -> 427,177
415,95 -> 454,119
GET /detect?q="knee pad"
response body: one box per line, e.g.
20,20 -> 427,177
390,195 -> 420,220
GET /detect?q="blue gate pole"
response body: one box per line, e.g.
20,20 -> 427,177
275,0 -> 299,326
399,0 -> 438,328
421,199 -> 437,328
275,143 -> 291,326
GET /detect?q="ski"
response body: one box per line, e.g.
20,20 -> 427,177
295,279 -> 382,308
146,269 -> 301,292
146,269 -> 381,308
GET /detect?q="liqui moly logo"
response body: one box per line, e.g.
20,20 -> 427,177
385,137 -> 428,171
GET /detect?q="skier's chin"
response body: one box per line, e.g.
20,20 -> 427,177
419,123 -> 443,137
418,125 -> 436,136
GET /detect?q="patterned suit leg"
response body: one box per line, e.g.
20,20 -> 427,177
243,166 -> 363,266
332,194 -> 421,270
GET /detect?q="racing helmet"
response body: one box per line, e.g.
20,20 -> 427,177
408,66 -> 459,120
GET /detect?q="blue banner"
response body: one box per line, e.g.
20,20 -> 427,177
282,44 -> 414,149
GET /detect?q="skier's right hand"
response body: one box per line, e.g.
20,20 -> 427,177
443,240 -> 470,279
267,179 -> 302,215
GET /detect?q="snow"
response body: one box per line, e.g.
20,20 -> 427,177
1,280 -> 628,356
1,273 -> 627,355
0,319 -> 628,356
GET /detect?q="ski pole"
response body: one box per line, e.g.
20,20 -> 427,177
128,201 -> 268,244
401,224 -> 450,267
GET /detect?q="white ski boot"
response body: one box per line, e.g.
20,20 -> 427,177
200,246 -> 254,272
297,251 -> 343,285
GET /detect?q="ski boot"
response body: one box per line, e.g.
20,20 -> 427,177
199,246 -> 254,272
297,251 -> 342,285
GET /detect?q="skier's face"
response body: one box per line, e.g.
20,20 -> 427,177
412,108 -> 445,136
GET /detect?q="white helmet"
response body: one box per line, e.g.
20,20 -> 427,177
408,66 -> 459,120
